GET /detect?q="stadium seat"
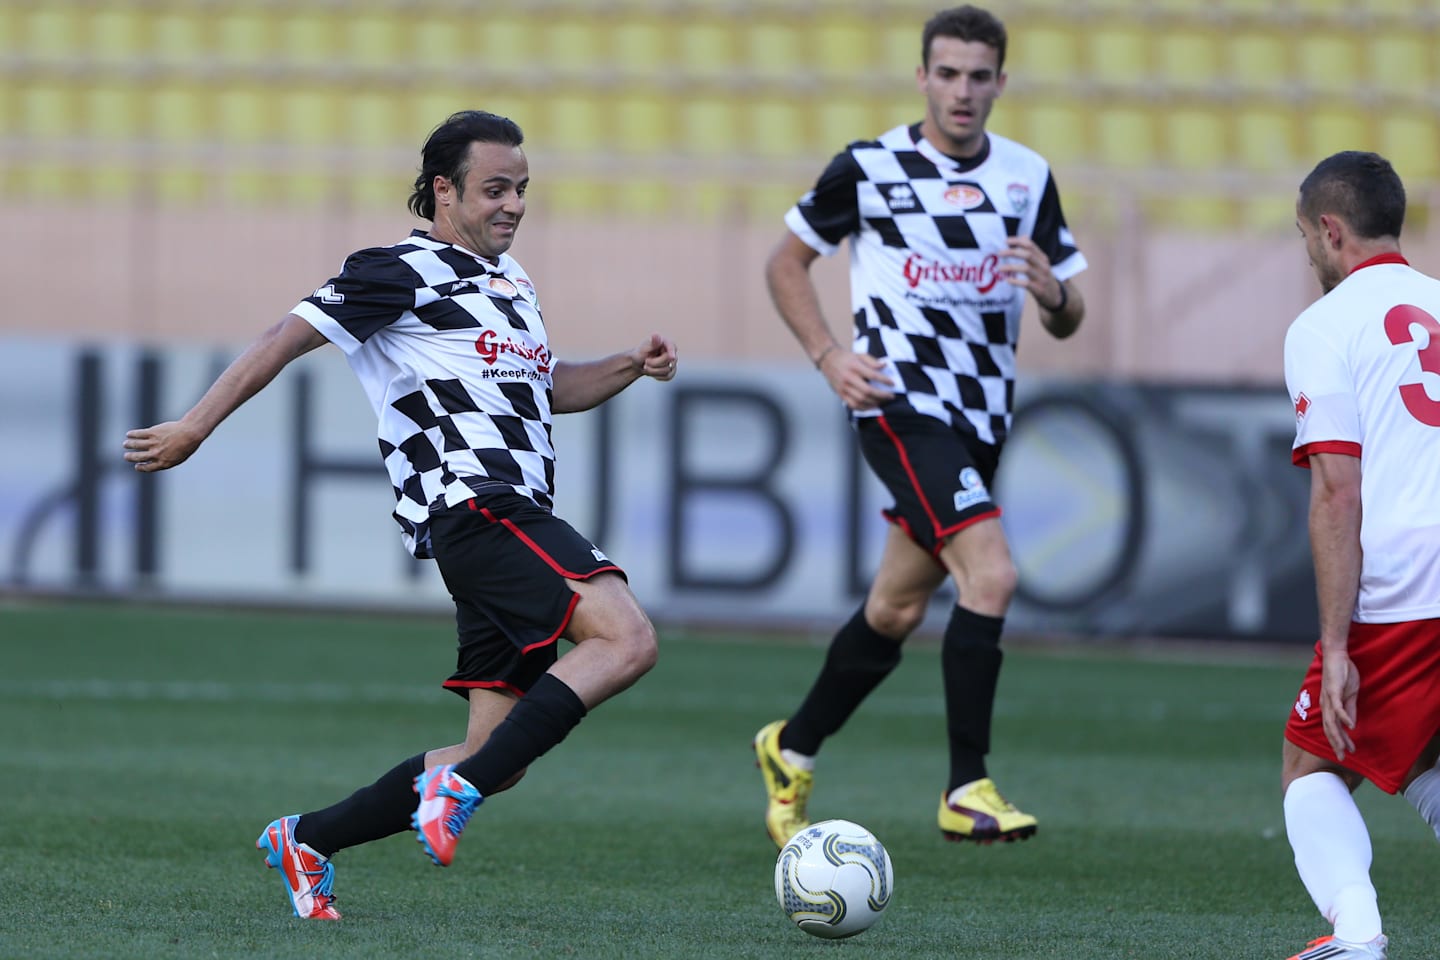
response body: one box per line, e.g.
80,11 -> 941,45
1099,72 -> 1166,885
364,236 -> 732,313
1228,30 -> 1296,100
89,8 -> 146,67
1296,32 -> 1363,97
18,82 -> 76,140
816,99 -> 878,153
1163,106 -> 1228,171
150,11 -> 207,69
214,11 -> 273,69
21,7 -> 83,64
1234,104 -> 1299,173
745,22 -> 805,85
814,19 -> 874,82
546,94 -> 609,153
611,19 -> 670,81
676,21 -> 739,84
1305,105 -> 1372,160
344,11 -> 408,70
1154,28 -> 1222,95
678,96 -> 740,157
749,97 -> 809,159
1020,103 -> 1087,169
1087,24 -> 1150,89
613,93 -> 673,156
1094,105 -> 1158,170
1007,25 -> 1080,89
1378,113 -> 1440,180
1368,30 -> 1431,101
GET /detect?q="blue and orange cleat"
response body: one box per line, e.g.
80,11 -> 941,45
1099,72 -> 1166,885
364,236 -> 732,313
412,764 -> 483,867
256,815 -> 341,920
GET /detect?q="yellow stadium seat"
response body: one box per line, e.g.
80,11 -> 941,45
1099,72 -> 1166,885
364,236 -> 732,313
1368,31 -> 1431,101
147,83 -> 210,144
278,89 -> 340,148
1234,104 -> 1299,173
1021,103 -> 1088,168
612,93 -> 672,156
214,11 -> 273,68
345,11 -> 408,70
89,8 -> 146,67
879,23 -> 920,75
345,91 -> 402,149
85,83 -> 144,143
814,19 -> 874,81
749,97 -> 809,159
150,12 -> 207,69
1094,105 -> 1158,170
1155,28 -> 1222,95
544,16 -> 603,75
22,7 -> 83,64
18,82 -> 77,139
611,19 -> 670,81
1378,113 -> 1439,181
816,99 -> 878,152
1227,30 -> 1294,99
1296,33 -> 1364,97
1009,26 -> 1080,89
1088,24 -> 1150,89
480,15 -> 534,73
1305,106 -> 1372,161
745,22 -> 804,85
676,21 -> 739,83
277,13 -> 338,72
411,16 -> 464,72
678,96 -> 739,157
1163,107 -> 1228,171
215,86 -> 271,145
546,95 -> 608,153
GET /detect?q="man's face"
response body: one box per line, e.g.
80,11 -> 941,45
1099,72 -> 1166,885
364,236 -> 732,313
917,36 -> 1006,158
1296,202 -> 1345,294
436,141 -> 529,260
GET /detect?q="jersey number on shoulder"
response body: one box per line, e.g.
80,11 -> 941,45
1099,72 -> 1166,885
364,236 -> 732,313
1384,304 -> 1440,427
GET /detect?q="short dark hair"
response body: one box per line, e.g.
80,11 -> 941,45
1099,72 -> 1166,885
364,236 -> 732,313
922,5 -> 1007,71
408,110 -> 525,221
1298,151 -> 1406,240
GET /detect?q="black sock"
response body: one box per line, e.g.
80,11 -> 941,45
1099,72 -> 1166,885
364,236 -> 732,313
781,606 -> 903,757
293,752 -> 426,857
941,605 -> 1004,792
453,673 -> 587,796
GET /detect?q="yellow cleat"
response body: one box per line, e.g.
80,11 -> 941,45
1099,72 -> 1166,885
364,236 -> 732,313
938,778 -> 1037,844
753,720 -> 813,848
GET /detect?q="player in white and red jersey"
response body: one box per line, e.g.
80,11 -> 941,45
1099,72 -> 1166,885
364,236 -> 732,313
1280,151 -> 1440,960
753,5 -> 1086,850
124,111 -> 678,917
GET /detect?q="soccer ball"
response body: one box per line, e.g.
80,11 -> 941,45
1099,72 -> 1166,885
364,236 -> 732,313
773,819 -> 893,939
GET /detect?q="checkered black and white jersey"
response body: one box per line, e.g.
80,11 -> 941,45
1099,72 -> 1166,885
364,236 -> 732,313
784,123 -> 1087,445
292,230 -> 555,558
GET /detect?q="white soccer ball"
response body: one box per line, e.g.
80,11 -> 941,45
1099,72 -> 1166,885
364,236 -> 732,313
773,819 -> 894,939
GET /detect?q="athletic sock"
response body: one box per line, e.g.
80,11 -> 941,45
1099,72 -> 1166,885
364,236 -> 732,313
453,673 -> 587,796
293,752 -> 426,857
941,605 -> 1004,792
780,606 -> 902,757
1403,760 -> 1440,841
1283,771 -> 1383,944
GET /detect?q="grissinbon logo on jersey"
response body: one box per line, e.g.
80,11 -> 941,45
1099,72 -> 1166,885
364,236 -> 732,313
902,252 -> 1002,292
475,329 -> 552,373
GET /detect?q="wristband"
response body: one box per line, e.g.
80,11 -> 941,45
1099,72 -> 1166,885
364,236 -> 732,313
1039,282 -> 1068,313
812,343 -> 838,368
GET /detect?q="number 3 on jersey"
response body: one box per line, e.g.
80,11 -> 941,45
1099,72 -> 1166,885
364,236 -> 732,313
1384,304 -> 1440,426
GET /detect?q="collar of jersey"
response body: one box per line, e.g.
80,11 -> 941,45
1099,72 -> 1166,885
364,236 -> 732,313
1349,251 -> 1408,275
909,123 -> 991,173
411,229 -> 508,270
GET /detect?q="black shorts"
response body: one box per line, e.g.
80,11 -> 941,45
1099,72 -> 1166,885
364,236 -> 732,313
428,490 -> 625,699
855,410 -> 1002,558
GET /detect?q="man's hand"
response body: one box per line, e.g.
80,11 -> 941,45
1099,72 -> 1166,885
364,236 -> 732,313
818,350 -> 895,412
998,236 -> 1064,310
634,333 -> 678,382
123,421 -> 206,472
1319,648 -> 1361,761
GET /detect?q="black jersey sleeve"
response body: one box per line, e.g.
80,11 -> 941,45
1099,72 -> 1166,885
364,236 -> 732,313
1031,172 -> 1080,267
302,247 -> 422,343
793,148 -> 866,246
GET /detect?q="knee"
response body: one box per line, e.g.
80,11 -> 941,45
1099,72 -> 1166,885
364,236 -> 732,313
956,558 -> 1017,612
614,610 -> 659,680
864,595 -> 925,639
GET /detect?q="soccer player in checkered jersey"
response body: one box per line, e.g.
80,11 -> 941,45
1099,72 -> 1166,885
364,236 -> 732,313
1280,151 -> 1440,960
752,4 -> 1086,848
123,110 -> 679,919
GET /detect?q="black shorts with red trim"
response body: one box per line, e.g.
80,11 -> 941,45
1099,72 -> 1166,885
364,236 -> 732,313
428,489 -> 625,699
856,409 -> 1002,557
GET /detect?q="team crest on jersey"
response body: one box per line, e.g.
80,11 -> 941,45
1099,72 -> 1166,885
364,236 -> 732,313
1007,182 -> 1030,215
942,184 -> 987,210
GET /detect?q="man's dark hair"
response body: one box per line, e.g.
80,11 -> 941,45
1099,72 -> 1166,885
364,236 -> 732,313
1298,151 -> 1406,240
922,5 -> 1007,71
408,110 -> 525,221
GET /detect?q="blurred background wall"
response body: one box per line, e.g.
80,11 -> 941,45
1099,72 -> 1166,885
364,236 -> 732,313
3,0 -> 1438,640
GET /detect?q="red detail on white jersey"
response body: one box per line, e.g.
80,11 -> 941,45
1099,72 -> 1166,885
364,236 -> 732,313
902,252 -> 1002,292
1294,392 -> 1310,419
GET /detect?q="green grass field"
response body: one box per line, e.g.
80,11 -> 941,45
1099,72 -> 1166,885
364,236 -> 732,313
1,601 -> 1434,959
